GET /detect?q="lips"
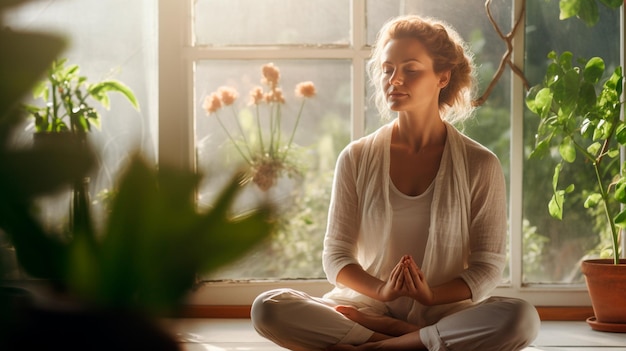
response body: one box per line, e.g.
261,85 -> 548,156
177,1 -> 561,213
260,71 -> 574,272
387,90 -> 408,99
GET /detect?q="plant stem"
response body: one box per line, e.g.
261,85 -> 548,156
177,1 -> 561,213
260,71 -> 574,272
269,103 -> 275,157
215,113 -> 251,165
275,103 -> 282,155
593,161 -> 620,264
230,106 -> 253,158
284,99 -> 305,160
255,104 -> 265,155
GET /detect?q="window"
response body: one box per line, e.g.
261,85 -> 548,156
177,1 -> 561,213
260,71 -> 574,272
6,1 -> 623,306
2,0 -> 157,246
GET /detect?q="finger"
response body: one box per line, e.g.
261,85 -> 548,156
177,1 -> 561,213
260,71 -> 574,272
406,255 -> 419,269
402,265 -> 416,291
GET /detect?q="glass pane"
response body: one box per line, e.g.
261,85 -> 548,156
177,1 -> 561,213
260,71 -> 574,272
195,60 -> 351,279
3,0 -> 157,266
364,0 -> 513,281
194,0 -> 350,46
523,1 -> 621,284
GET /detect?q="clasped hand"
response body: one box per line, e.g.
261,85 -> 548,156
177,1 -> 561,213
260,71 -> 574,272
377,255 -> 434,305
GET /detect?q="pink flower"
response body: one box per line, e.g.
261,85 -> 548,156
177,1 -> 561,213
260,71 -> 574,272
261,63 -> 280,87
295,81 -> 316,98
248,86 -> 264,105
203,93 -> 222,114
264,88 -> 285,104
218,86 -> 239,106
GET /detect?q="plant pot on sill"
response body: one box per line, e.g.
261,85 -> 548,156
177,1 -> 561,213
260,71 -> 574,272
581,258 -> 626,332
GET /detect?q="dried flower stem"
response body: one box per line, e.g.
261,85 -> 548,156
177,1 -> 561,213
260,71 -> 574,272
229,105 -> 253,157
215,112 -> 251,165
255,104 -> 265,155
285,99 -> 306,158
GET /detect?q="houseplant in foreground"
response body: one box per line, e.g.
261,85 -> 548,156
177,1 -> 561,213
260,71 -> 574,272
1,0 -> 276,348
526,51 -> 625,330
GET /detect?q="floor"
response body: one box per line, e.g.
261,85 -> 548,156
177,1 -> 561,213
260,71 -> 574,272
162,319 -> 626,351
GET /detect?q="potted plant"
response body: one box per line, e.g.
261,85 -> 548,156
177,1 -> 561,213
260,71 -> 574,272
526,52 -> 625,331
23,57 -> 140,230
525,0 -> 625,332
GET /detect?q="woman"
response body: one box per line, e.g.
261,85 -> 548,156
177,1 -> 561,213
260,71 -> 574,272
251,14 -> 540,351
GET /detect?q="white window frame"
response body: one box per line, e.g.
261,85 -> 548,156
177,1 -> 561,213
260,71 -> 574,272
158,0 -> 625,307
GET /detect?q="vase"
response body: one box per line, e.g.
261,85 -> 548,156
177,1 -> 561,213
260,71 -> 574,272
580,258 -> 626,332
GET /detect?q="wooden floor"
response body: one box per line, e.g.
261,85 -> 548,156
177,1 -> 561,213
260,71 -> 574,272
161,318 -> 626,351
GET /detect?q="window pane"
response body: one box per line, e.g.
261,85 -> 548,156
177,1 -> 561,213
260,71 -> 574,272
523,1 -> 621,284
194,0 -> 350,46
195,60 -> 351,279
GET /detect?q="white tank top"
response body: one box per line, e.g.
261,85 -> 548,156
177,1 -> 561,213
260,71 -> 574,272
388,178 -> 433,269
385,178 -> 434,319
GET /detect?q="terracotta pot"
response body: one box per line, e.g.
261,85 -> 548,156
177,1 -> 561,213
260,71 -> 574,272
581,258 -> 626,328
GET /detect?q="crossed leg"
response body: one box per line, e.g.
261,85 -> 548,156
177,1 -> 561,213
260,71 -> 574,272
327,306 -> 426,351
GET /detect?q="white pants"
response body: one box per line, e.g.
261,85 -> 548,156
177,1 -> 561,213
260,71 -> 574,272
251,288 -> 540,351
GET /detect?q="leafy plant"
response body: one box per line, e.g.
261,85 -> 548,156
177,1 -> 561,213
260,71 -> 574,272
526,51 -> 623,264
1,0 -> 274,323
558,0 -> 623,27
23,58 -> 139,134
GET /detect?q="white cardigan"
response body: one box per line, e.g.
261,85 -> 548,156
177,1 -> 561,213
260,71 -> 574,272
322,121 -> 507,326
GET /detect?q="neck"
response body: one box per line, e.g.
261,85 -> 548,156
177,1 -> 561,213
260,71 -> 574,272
394,113 -> 446,153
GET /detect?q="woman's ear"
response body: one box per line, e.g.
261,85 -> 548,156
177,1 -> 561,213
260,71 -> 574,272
438,71 -> 451,89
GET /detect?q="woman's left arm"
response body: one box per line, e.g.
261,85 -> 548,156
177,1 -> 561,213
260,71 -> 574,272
458,149 -> 508,301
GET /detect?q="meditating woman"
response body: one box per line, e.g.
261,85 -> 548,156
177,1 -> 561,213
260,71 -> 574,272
251,14 -> 540,351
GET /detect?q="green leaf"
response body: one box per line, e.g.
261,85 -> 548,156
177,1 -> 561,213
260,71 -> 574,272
89,80 -> 140,110
613,208 -> 626,228
616,123 -> 626,144
549,191 -> 565,220
583,57 -> 605,84
545,62 -> 562,87
577,0 -> 600,26
585,141 -> 604,157
615,181 -> 626,203
578,81 -> 597,112
548,163 -> 575,220
559,0 -> 580,20
605,67 -> 623,95
554,68 -> 580,109
527,87 -> 553,118
529,138 -> 550,159
558,52 -> 574,70
584,192 -> 603,208
559,137 -> 577,163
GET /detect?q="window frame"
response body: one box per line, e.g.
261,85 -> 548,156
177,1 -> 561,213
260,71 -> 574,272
158,0 -> 625,306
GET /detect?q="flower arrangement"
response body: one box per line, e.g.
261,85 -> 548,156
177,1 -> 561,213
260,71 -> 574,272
203,63 -> 316,191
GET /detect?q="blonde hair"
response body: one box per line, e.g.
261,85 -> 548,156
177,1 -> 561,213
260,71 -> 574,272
367,15 -> 476,124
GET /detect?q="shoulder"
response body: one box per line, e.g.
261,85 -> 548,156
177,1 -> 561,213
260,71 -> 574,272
338,122 -> 392,163
454,130 -> 503,178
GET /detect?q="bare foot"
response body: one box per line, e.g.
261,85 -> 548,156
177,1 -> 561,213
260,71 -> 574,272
335,306 -> 418,336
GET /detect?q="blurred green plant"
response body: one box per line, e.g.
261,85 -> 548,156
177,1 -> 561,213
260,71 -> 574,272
0,0 -> 274,339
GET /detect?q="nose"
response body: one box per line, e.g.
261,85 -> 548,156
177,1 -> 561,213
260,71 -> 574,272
389,70 -> 403,85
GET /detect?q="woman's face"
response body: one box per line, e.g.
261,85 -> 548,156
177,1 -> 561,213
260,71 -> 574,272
380,37 -> 449,114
